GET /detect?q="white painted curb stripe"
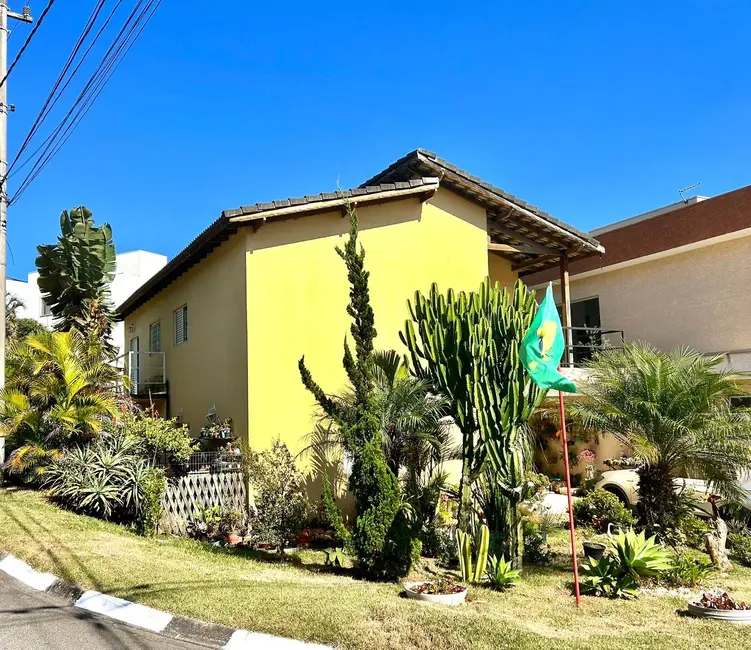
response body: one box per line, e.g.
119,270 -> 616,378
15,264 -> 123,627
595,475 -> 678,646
75,590 -> 173,633
223,629 -> 332,650
0,555 -> 58,591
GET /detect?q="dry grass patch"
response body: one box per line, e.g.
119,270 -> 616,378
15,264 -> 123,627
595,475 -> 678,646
1,488 -> 750,650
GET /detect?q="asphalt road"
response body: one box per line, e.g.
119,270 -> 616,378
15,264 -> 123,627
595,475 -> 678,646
0,572 -> 203,650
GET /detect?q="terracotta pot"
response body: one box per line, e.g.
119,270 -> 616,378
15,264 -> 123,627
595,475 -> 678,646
226,532 -> 241,545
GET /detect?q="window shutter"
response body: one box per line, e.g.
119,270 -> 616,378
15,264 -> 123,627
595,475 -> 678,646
174,306 -> 187,345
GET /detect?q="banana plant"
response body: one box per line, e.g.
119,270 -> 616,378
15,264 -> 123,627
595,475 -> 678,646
456,524 -> 490,584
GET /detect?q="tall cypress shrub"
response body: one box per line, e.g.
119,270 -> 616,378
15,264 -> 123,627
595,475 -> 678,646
299,204 -> 418,580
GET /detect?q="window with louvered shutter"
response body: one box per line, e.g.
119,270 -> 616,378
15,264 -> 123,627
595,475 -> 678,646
174,306 -> 188,345
149,321 -> 161,352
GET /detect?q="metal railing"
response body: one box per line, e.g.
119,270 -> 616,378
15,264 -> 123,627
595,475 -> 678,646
561,327 -> 625,368
115,351 -> 167,395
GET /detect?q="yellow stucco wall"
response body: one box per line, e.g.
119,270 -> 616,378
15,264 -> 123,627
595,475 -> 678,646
244,188 -> 490,455
488,250 -> 518,289
122,235 -> 248,440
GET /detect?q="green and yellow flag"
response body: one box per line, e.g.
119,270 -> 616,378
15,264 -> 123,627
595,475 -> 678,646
520,283 -> 577,393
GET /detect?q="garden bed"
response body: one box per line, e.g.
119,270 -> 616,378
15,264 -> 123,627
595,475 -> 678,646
3,488 -> 751,650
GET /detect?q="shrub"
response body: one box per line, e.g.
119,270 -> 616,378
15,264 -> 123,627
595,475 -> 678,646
523,520 -> 552,565
247,440 -> 310,552
572,488 -> 635,533
729,533 -> 751,567
139,468 -> 166,537
121,411 -> 196,469
45,432 -> 151,523
349,439 -> 420,579
421,522 -> 455,562
580,556 -> 639,599
187,503 -> 223,541
675,513 -> 712,549
486,555 -> 521,590
664,551 -> 715,587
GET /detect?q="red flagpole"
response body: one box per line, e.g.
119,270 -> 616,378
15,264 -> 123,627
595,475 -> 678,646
558,385 -> 581,606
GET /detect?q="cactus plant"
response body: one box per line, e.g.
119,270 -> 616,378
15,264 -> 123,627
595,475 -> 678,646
456,524 -> 490,584
401,279 -> 545,565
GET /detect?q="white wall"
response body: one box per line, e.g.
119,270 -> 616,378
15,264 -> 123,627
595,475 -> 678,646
7,250 -> 167,357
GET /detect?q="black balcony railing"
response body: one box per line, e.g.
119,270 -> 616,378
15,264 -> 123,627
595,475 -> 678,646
561,327 -> 625,368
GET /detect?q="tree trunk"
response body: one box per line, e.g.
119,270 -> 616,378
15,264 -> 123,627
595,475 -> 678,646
637,463 -> 678,533
499,498 -> 524,569
456,429 -> 473,531
705,502 -> 732,571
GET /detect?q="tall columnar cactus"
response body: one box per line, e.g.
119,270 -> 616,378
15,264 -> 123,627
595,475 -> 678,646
401,279 -> 544,565
456,523 -> 490,583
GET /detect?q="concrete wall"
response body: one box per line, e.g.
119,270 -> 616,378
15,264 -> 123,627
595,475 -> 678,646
122,237 -> 248,440
546,232 -> 751,357
244,188 -> 492,456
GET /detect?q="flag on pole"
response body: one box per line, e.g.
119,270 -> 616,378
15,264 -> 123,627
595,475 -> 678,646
520,283 -> 577,393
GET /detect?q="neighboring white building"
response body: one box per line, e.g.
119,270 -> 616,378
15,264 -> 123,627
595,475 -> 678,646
7,250 -> 168,358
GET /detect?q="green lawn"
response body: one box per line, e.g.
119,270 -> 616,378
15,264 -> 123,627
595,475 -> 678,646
1,487 -> 750,650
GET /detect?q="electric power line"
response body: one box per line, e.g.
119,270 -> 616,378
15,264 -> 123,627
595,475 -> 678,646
8,0 -> 161,205
0,0 -> 56,91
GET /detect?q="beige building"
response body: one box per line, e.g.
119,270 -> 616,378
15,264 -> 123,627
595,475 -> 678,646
523,184 -> 751,478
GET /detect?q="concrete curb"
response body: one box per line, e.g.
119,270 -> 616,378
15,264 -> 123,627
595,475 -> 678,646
0,552 -> 332,649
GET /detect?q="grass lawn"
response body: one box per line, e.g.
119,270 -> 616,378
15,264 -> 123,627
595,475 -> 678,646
1,488 -> 750,650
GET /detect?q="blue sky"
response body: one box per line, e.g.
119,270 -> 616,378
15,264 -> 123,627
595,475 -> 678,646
6,1 -> 751,278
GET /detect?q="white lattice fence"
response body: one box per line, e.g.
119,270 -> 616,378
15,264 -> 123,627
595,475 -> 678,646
161,472 -> 247,535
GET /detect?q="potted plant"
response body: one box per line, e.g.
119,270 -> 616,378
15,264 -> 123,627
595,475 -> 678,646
403,577 -> 468,606
582,540 -> 607,561
221,510 -> 245,546
688,590 -> 751,623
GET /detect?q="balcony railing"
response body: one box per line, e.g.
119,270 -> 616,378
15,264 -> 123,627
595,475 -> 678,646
115,351 -> 167,396
561,327 -> 625,368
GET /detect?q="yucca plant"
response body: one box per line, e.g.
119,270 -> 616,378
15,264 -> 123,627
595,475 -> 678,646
610,528 -> 673,579
486,554 -> 521,590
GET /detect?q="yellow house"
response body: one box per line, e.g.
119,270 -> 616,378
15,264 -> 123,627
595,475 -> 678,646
117,150 -> 603,457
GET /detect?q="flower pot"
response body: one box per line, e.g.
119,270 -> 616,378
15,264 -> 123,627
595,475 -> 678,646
582,541 -> 606,561
403,582 -> 468,606
687,602 -> 751,624
225,532 -> 241,545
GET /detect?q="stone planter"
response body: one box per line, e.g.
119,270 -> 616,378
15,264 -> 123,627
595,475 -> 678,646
403,582 -> 468,606
687,602 -> 751,624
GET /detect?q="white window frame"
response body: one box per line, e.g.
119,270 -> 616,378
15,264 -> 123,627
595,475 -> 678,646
174,305 -> 188,345
149,320 -> 161,353
40,299 -> 52,317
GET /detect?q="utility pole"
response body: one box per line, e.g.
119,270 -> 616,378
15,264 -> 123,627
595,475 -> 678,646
0,3 -> 33,469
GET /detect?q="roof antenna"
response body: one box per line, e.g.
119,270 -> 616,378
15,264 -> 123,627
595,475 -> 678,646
679,182 -> 700,203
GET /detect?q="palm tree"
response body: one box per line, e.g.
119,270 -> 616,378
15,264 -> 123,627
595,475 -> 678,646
300,350 -> 455,515
569,342 -> 751,531
1,329 -> 122,481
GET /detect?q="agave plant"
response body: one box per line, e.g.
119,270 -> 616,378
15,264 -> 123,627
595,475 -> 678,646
580,555 -> 639,599
486,554 -> 521,590
609,528 -> 673,579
